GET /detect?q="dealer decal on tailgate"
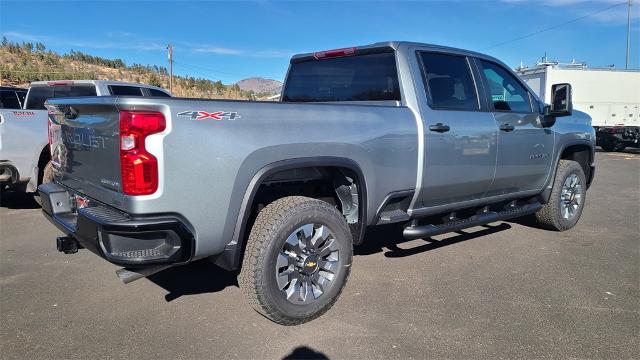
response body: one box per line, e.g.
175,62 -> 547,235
12,111 -> 36,116
177,110 -> 240,121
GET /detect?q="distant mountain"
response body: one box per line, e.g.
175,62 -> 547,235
236,77 -> 282,95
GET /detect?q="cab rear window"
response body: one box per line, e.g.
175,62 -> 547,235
0,89 -> 25,109
282,52 -> 400,102
25,85 -> 97,110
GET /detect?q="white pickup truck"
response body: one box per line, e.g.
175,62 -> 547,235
0,80 -> 170,203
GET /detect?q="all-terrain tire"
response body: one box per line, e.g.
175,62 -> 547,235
535,159 -> 587,231
33,161 -> 54,206
239,196 -> 353,325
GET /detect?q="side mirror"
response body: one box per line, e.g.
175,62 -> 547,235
545,83 -> 572,117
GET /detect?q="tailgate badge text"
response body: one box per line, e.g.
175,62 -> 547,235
177,110 -> 240,121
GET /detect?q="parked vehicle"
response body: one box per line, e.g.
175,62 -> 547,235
0,86 -> 27,109
40,42 -> 595,325
0,80 -> 170,202
517,61 -> 639,151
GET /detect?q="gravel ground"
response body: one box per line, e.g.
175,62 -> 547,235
1,150 -> 638,359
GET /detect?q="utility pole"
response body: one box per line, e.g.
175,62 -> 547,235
626,0 -> 632,69
167,44 -> 173,93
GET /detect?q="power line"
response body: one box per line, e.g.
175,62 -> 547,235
479,2 -> 627,51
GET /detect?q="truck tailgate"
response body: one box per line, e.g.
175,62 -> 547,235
47,98 -> 126,207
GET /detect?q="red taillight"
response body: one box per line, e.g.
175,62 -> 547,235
313,47 -> 357,60
119,111 -> 166,195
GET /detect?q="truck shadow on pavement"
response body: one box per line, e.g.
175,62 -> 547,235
0,190 -> 40,209
354,222 -> 512,258
147,260 -> 239,302
282,346 -> 329,360
147,222 -> 511,302
596,148 -> 639,154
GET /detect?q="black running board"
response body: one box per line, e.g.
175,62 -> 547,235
403,202 -> 542,240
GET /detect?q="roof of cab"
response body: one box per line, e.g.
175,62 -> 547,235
290,41 -> 501,64
28,80 -> 169,93
0,86 -> 28,91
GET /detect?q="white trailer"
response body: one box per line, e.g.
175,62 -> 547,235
517,62 -> 640,151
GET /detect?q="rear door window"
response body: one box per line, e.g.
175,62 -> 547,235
0,90 -> 22,109
16,90 -> 26,107
478,60 -> 532,113
109,85 -> 144,96
419,52 -> 479,110
282,52 -> 400,102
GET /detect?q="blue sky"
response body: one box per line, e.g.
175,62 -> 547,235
1,0 -> 638,84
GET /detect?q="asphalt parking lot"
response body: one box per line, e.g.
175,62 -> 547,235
1,150 -> 638,360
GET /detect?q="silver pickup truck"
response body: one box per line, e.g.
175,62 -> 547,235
0,80 -> 170,203
40,41 -> 595,325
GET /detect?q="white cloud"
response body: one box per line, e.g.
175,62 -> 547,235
182,42 -> 292,58
2,31 -> 43,42
500,0 -> 638,24
1,30 -> 292,58
106,31 -> 135,38
2,31 -> 165,51
543,0 -> 621,5
192,46 -> 244,55
590,5 -> 640,23
502,0 -> 621,4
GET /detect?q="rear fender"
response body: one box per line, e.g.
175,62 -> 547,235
214,157 -> 368,271
26,143 -> 49,192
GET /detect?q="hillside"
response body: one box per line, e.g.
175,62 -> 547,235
236,77 -> 282,95
0,38 -> 252,100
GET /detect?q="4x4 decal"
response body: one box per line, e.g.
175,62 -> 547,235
177,110 -> 240,121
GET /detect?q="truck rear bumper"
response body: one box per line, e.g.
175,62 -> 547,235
39,182 -> 194,267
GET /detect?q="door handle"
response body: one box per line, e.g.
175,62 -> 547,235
500,123 -> 515,132
429,123 -> 450,133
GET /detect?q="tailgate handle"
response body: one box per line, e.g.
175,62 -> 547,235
500,123 -> 515,132
63,106 -> 79,119
429,123 -> 450,133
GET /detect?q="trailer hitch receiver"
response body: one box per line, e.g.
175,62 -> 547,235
56,236 -> 81,254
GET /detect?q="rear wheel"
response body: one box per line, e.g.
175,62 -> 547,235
239,196 -> 353,325
535,160 -> 587,231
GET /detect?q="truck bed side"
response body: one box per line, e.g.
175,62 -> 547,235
46,96 -> 419,259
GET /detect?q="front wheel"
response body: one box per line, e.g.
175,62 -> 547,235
239,196 -> 353,325
535,160 -> 587,231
